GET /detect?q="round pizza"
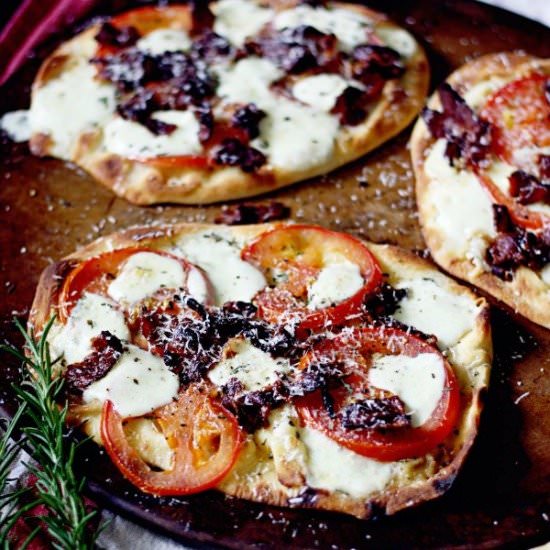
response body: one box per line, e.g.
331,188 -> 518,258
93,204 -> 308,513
29,222 -> 491,519
411,52 -> 550,328
25,0 -> 429,205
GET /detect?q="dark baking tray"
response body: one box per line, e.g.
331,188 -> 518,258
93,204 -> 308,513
1,1 -> 549,548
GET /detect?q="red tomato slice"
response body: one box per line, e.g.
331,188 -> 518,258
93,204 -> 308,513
100,385 -> 243,496
58,247 -> 209,322
241,225 -> 383,333
481,73 -> 550,171
477,73 -> 550,230
295,326 -> 461,461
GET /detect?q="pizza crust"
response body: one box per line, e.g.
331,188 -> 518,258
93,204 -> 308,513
29,222 -> 491,519
29,2 -> 429,205
410,52 -> 550,329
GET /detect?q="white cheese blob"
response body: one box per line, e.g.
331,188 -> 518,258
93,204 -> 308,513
424,139 -> 496,255
51,293 -> 129,364
301,427 -> 394,498
136,29 -> 191,54
368,352 -> 445,427
307,261 -> 364,310
0,110 -> 31,142
540,264 -> 550,285
82,344 -> 179,418
213,0 -> 274,46
376,27 -> 416,58
462,76 -> 510,110
274,5 -> 372,52
209,339 -> 290,392
30,60 -> 116,159
107,252 -> 185,304
292,74 -> 349,111
393,277 -> 479,349
104,110 -> 202,158
186,266 -> 211,304
215,56 -> 283,107
252,97 -> 339,171
175,231 -> 266,305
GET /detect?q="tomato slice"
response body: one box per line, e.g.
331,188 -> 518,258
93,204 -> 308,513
295,326 -> 461,461
481,73 -> 550,172
100,385 -> 243,495
241,225 -> 383,333
477,73 -> 550,230
58,247 -> 208,322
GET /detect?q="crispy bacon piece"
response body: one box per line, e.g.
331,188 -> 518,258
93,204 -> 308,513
64,331 -> 123,394
348,44 -> 404,82
540,155 -> 550,180
486,205 -> 550,280
212,138 -> 267,172
191,31 -> 234,62
93,49 -> 158,91
95,21 -> 140,48
363,282 -> 407,318
422,83 -> 492,167
331,86 -> 370,126
214,201 -> 290,225
508,170 -> 550,205
338,392 -> 410,431
231,103 -> 266,140
188,1 -> 214,35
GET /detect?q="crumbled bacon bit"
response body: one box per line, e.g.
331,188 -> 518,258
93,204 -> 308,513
338,392 -> 410,431
188,1 -> 214,35
231,103 -> 266,139
331,86 -> 369,126
215,201 -> 290,225
191,31 -> 234,62
539,154 -> 550,180
348,44 -> 404,82
94,21 -> 140,48
245,25 -> 338,74
508,170 -> 550,205
422,83 -> 493,167
93,49 -> 158,91
486,205 -> 550,280
213,138 -> 267,172
194,102 -> 214,142
363,282 -> 407,318
64,331 -> 123,393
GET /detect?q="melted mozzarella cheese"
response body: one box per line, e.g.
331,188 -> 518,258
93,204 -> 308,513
274,5 -> 372,52
175,231 -> 266,305
252,97 -> 339,171
30,60 -> 116,159
209,339 -> 290,392
215,56 -> 283,107
301,427 -> 394,498
136,29 -> 191,54
392,277 -> 479,349
0,110 -> 31,142
540,264 -> 550,285
376,27 -> 416,58
50,293 -> 129,364
104,110 -> 202,157
462,76 -> 510,110
368,352 -> 445,427
213,0 -> 274,46
107,252 -> 185,304
187,266 -> 211,304
292,74 -> 349,111
424,139 -> 496,255
307,261 -> 364,310
82,344 -> 179,417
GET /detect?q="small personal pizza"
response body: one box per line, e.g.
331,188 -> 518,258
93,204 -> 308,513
411,52 -> 550,328
22,0 -> 428,204
29,223 -> 491,519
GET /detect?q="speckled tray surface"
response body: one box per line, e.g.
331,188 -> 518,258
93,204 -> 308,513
1,1 -> 549,548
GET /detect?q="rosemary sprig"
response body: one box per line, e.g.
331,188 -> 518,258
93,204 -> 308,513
0,318 -> 101,549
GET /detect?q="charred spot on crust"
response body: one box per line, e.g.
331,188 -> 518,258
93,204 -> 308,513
94,21 -> 140,48
64,331 -> 123,394
422,83 -> 492,167
212,138 -> 267,172
486,205 -> 550,280
214,201 -> 290,225
432,474 -> 455,495
98,156 -> 124,181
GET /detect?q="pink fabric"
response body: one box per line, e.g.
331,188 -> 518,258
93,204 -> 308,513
0,0 -> 97,85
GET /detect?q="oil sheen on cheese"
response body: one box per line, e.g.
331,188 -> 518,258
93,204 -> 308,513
307,261 -> 364,310
368,352 -> 445,427
51,292 -> 129,364
107,252 -> 185,304
82,344 -> 179,417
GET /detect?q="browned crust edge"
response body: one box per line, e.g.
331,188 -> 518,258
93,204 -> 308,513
28,222 -> 491,520
410,51 -> 550,330
30,2 -> 430,205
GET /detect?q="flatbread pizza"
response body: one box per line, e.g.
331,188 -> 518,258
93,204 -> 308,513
29,222 -> 491,519
20,0 -> 429,204
410,52 -> 550,328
